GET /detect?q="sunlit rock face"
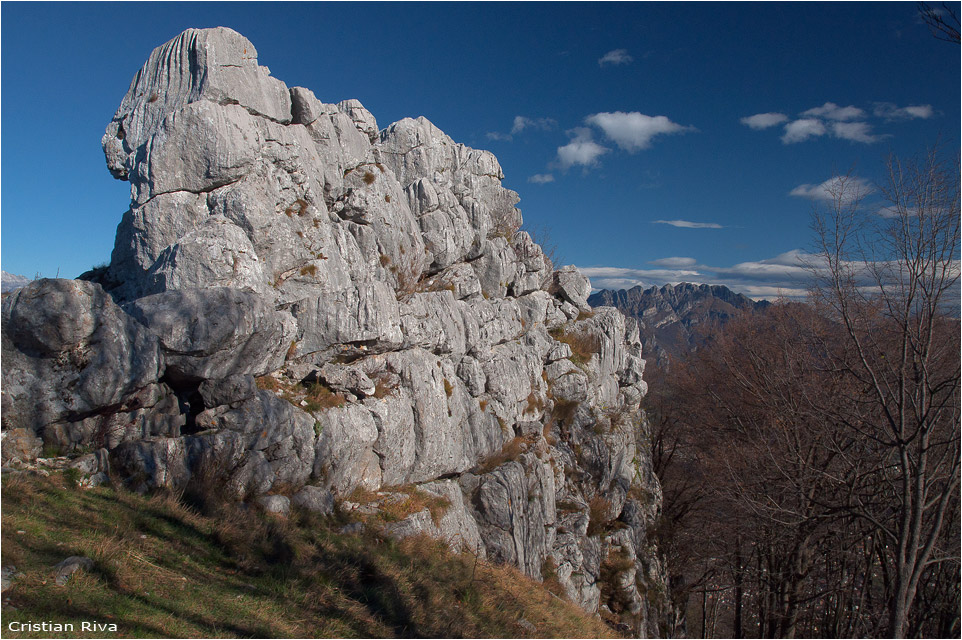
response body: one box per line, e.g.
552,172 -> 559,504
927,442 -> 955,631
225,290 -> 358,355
2,27 -> 671,637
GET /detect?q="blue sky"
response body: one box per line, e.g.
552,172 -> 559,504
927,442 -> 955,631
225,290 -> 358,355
2,1 -> 959,298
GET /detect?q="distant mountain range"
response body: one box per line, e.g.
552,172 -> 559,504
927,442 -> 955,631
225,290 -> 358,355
588,283 -> 769,367
1,271 -> 32,294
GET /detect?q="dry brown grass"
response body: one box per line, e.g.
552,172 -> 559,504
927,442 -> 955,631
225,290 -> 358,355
474,435 -> 536,475
525,391 -> 545,415
362,171 -> 376,185
255,374 -> 281,392
299,263 -> 318,277
284,198 -> 310,217
587,496 -> 614,537
550,327 -> 602,368
350,485 -> 451,527
302,382 -> 347,413
371,371 -> 399,399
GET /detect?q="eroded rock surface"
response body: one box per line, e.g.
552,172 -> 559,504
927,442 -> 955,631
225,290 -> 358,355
2,27 -> 671,637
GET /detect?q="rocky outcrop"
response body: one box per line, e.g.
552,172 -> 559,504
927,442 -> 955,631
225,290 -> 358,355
2,27 -> 670,636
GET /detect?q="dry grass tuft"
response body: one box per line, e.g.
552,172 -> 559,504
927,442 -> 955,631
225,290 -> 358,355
350,485 -> 452,527
586,496 -> 614,537
524,391 -> 545,415
474,435 -> 536,475
550,327 -> 602,368
302,382 -> 347,413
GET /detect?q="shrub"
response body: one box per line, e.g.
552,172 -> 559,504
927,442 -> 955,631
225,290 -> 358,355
363,171 -> 376,185
299,264 -> 318,277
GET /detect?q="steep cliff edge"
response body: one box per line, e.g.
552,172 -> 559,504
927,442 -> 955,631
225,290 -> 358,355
2,28 -> 670,636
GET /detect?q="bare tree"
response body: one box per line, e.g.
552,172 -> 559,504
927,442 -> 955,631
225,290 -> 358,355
918,2 -> 961,44
810,149 -> 961,638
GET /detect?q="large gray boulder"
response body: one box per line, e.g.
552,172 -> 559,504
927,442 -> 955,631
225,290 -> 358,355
125,288 -> 296,381
1,279 -> 162,438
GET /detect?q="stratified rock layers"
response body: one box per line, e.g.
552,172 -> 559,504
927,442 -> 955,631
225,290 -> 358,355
1,28 -> 669,636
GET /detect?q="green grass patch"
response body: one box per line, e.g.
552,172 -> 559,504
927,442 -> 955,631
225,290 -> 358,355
1,473 -> 618,638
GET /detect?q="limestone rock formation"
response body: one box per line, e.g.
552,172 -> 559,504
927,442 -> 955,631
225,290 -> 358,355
2,27 -> 671,636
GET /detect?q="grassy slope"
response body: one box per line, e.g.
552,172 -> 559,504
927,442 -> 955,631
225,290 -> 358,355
1,472 -> 617,639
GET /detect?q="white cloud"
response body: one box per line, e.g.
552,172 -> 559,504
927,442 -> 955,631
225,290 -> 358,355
585,111 -> 694,152
528,173 -> 555,184
511,115 -> 557,135
740,112 -> 789,130
653,219 -> 724,229
781,118 -> 827,144
801,102 -> 866,121
557,128 -> 609,169
789,176 -> 873,203
873,102 -> 935,120
486,131 -> 512,141
598,49 -> 633,66
831,121 -> 881,143
649,257 -> 698,267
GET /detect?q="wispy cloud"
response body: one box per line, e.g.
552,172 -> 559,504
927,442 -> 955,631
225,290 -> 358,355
789,176 -> 874,202
557,128 -> 609,169
801,102 -> 866,121
586,111 -> 695,152
487,115 -> 556,141
873,102 -> 934,120
781,118 -> 827,143
831,121 -> 882,143
528,173 -> 555,184
511,115 -> 557,135
598,49 -> 633,66
740,112 -> 788,130
750,101 -> 935,145
649,257 -> 698,267
653,219 -> 724,229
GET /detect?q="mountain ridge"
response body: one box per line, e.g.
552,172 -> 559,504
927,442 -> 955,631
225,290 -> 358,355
589,282 -> 770,367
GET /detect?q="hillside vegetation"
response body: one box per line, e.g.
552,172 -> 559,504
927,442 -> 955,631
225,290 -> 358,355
1,472 -> 617,639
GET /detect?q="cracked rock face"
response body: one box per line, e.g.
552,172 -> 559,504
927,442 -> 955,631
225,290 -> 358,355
1,27 -> 671,637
